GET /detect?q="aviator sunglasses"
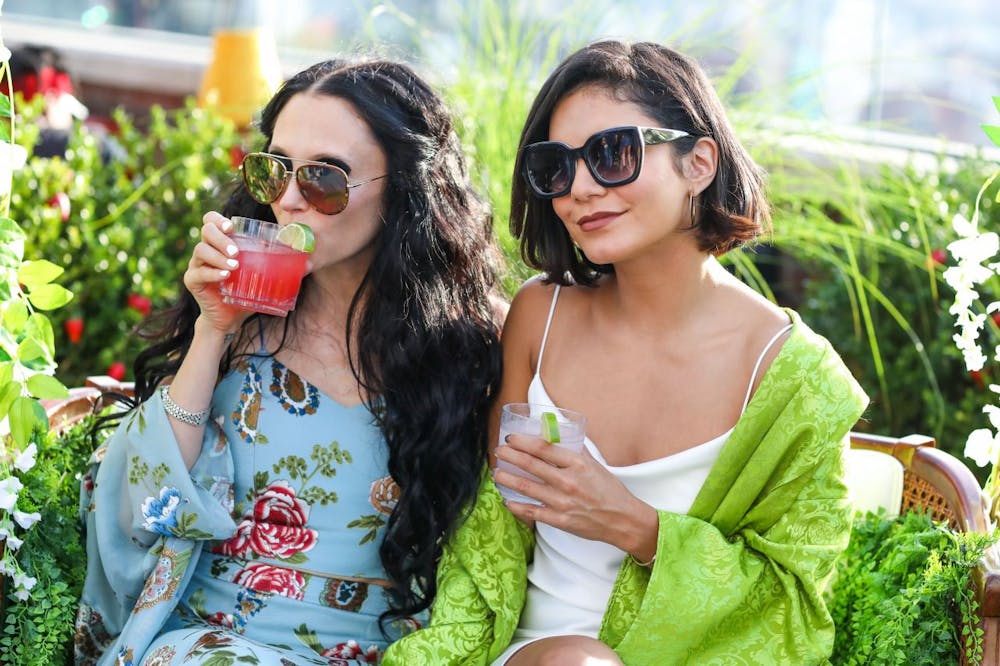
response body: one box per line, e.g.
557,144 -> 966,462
240,152 -> 388,215
521,125 -> 691,199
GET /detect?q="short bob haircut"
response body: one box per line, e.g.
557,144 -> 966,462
511,40 -> 770,286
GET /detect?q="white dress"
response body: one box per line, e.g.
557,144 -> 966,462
494,286 -> 791,664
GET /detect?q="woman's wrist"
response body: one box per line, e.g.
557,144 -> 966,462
624,502 -> 660,567
192,315 -> 237,351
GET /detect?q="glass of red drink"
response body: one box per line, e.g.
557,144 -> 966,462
218,217 -> 310,317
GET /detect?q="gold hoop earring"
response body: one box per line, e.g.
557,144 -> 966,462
688,193 -> 697,226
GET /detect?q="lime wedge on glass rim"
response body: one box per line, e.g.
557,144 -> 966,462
540,411 -> 561,444
275,222 -> 315,252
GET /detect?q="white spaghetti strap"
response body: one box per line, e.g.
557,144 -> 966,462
536,285 -> 562,373
740,322 -> 794,414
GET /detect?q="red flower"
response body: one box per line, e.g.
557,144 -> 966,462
930,248 -> 948,265
126,293 -> 152,317
992,312 -> 1000,329
64,317 -> 84,344
971,369 -> 986,390
107,362 -> 127,381
232,562 -> 305,600
47,192 -> 71,222
230,145 -> 247,169
212,481 -> 317,559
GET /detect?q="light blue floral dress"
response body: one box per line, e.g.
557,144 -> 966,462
75,355 -> 423,666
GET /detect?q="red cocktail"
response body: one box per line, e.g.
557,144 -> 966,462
218,217 -> 311,317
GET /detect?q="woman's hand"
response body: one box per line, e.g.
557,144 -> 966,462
493,435 -> 659,561
183,211 -> 251,335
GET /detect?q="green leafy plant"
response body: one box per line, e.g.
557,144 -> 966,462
7,99 -> 241,387
0,417 -> 100,666
1,9 -> 73,608
828,510 -> 996,665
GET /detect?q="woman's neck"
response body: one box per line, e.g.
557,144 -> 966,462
603,248 -> 727,334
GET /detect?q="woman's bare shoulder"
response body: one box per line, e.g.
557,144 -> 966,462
503,276 -> 559,340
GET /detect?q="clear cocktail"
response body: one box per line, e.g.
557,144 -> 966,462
219,217 -> 311,317
495,402 -> 587,505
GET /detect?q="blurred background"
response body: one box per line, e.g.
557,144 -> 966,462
4,0 -> 999,147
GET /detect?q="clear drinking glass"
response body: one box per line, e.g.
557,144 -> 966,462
494,402 -> 587,505
218,217 -> 309,317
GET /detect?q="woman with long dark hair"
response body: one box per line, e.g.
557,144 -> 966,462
75,58 -> 504,665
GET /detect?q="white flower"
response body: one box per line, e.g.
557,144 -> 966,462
13,572 -> 37,591
0,140 -> 28,197
951,212 -> 978,238
965,428 -> 1000,468
12,510 -> 40,530
4,534 -> 23,551
13,589 -> 29,601
13,443 -> 37,473
0,476 -> 24,511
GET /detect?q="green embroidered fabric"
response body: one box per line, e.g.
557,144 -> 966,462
387,310 -> 868,665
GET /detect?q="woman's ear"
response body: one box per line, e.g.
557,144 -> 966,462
685,137 -> 718,195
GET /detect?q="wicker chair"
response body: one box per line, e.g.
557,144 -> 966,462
849,432 -> 1000,665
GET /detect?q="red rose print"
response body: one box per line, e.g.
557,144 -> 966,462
212,481 -> 318,559
203,612 -> 235,629
254,482 -> 310,525
233,562 -> 305,600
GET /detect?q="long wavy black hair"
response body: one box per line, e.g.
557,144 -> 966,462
511,40 -> 770,286
103,58 -> 503,625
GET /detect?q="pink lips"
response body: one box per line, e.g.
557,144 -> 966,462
577,212 -> 620,232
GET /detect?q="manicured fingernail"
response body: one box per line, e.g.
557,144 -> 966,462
221,219 -> 233,232
226,244 -> 238,256
226,259 -> 239,268
504,434 -> 512,443
220,270 -> 230,278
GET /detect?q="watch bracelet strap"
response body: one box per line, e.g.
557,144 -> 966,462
629,552 -> 656,568
159,385 -> 210,426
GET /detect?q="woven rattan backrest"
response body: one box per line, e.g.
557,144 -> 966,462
902,470 -> 960,530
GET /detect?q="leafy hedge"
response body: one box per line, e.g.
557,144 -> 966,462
828,509 -> 996,665
0,418 -> 98,665
9,97 -> 241,387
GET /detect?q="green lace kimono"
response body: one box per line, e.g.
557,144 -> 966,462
384,310 -> 869,665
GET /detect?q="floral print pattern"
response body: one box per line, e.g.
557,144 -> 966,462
78,356 -> 420,665
213,481 -> 318,561
140,487 -> 184,535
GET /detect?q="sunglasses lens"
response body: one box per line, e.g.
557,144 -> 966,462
242,154 -> 287,204
586,129 -> 640,185
297,164 -> 349,215
525,145 -> 573,197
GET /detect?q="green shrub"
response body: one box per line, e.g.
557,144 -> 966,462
10,99 -> 241,387
0,418 -> 101,665
828,509 -> 996,666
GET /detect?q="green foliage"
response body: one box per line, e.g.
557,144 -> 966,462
0,419 -> 101,665
768,155 -> 1000,462
8,98 -> 241,386
828,510 -> 997,665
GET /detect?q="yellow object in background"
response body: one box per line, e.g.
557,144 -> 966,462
198,28 -> 282,129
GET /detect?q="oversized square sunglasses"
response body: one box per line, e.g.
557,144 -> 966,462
240,152 -> 388,215
521,125 -> 691,199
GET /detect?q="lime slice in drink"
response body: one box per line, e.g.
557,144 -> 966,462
275,222 -> 315,252
540,411 -> 561,444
